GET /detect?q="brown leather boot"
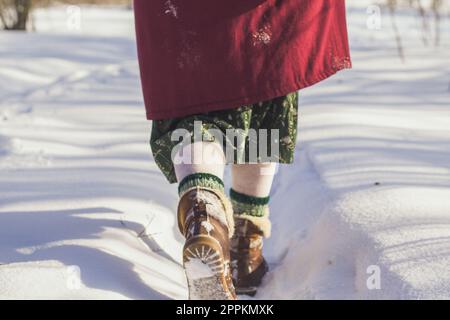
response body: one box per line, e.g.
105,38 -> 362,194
177,187 -> 237,300
230,217 -> 269,296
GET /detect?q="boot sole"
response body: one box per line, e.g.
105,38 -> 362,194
183,235 -> 236,300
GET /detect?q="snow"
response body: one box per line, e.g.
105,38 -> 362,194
0,2 -> 449,299
184,258 -> 215,281
201,221 -> 214,233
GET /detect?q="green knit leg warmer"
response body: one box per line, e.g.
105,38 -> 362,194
229,188 -> 270,217
178,173 -> 225,196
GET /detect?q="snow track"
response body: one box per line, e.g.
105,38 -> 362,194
1,3 -> 450,299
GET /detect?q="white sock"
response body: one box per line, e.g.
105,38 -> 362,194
174,141 -> 226,182
231,163 -> 277,198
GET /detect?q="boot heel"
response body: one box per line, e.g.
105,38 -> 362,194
183,235 -> 236,300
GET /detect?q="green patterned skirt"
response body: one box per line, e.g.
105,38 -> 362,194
150,92 -> 299,183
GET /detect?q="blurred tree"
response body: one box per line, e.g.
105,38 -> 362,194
386,0 -> 444,61
0,0 -> 32,30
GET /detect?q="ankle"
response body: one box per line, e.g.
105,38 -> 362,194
230,188 -> 269,217
178,173 -> 225,197
230,189 -> 271,238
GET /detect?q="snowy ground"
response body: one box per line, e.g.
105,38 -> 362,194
0,3 -> 449,299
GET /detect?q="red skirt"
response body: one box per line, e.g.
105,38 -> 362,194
134,0 -> 351,120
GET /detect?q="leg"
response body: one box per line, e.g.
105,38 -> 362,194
231,163 -> 277,198
174,141 -> 226,190
230,163 -> 276,296
149,106 -> 254,300
174,141 -> 236,300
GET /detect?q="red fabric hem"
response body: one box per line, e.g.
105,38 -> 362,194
146,66 -> 350,120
